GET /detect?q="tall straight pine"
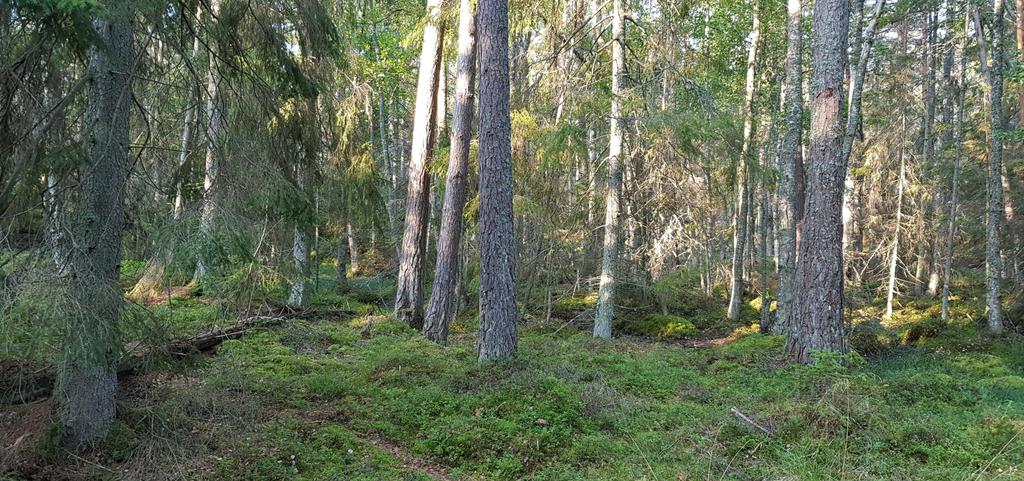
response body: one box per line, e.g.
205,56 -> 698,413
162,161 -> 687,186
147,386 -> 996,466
424,0 -> 477,343
395,0 -> 445,329
787,0 -> 850,363
476,0 -> 517,362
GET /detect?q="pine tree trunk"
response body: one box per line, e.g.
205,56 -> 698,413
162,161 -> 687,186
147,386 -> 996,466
593,0 -> 626,338
424,0 -> 477,344
776,0 -> 803,335
395,0 -> 445,329
984,0 -> 1005,333
56,2 -> 133,450
786,0 -> 850,363
476,0 -> 518,362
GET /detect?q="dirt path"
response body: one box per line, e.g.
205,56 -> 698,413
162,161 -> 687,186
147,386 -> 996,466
358,433 -> 459,481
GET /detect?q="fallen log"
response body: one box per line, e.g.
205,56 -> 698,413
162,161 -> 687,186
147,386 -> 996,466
1,306 -> 358,405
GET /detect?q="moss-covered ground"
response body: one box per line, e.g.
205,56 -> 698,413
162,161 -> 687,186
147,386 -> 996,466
2,267 -> 1023,480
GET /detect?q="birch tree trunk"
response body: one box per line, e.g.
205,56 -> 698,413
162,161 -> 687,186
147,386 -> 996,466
477,0 -> 518,362
56,1 -> 133,450
288,224 -> 310,308
336,209 -> 349,293
195,0 -> 222,282
786,0 -> 850,363
776,0 -> 803,335
593,0 -> 626,338
173,6 -> 203,221
424,0 -> 477,343
394,0 -> 445,329
727,0 -> 761,321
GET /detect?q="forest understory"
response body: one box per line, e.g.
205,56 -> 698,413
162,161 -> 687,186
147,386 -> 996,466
3,0 -> 1024,478
2,264 -> 1022,481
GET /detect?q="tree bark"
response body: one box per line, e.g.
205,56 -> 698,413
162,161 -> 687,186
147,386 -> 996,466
984,0 -> 1005,333
918,11 -> 938,297
885,136 -> 906,319
424,0 -> 477,344
288,224 -> 310,308
727,0 -> 761,321
593,0 -> 626,338
195,0 -> 222,281
1017,0 -> 1024,123
336,209 -> 349,293
56,1 -> 133,450
840,0 -> 884,276
941,37 -> 968,323
786,0 -> 850,363
395,0 -> 445,329
476,0 -> 518,362
776,0 -> 803,335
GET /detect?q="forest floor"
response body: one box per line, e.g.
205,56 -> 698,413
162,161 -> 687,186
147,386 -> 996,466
2,271 -> 1024,480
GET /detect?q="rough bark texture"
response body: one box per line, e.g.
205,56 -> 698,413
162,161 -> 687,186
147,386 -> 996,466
395,0 -> 445,329
776,0 -> 803,335
476,0 -> 518,362
727,0 -> 761,321
985,0 -> 1005,333
593,0 -> 625,338
786,0 -> 849,363
55,2 -> 133,450
424,0 -> 477,344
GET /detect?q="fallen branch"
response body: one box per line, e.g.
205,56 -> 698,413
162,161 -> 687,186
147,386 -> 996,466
730,406 -> 773,436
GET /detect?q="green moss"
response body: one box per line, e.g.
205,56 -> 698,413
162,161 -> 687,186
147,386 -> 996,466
119,259 -> 147,288
550,294 -> 598,319
613,314 -> 696,340
23,285 -> 1024,481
